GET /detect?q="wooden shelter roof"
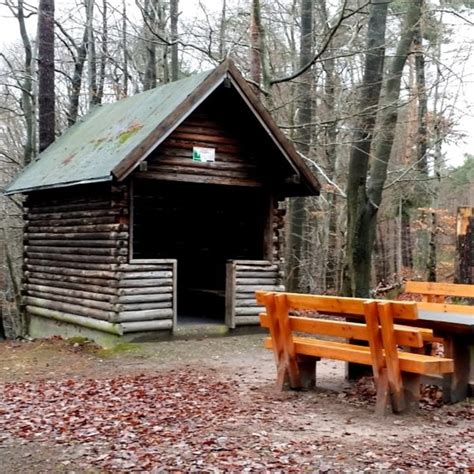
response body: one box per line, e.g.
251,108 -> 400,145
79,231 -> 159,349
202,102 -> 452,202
5,60 -> 320,196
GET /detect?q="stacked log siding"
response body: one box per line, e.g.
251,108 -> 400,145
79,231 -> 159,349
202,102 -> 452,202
225,260 -> 284,327
24,184 -> 176,335
117,260 -> 176,332
24,185 -> 126,334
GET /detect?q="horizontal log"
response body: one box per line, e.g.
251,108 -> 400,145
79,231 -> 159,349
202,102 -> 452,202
26,266 -> 118,280
25,284 -> 117,303
26,277 -> 118,295
25,239 -> 127,248
28,291 -> 115,312
24,297 -> 116,321
120,320 -> 172,333
235,265 -> 279,272
116,308 -> 174,322
116,301 -> 172,312
233,260 -> 274,265
126,259 -> 177,265
236,278 -> 279,285
234,298 -> 263,307
26,216 -> 118,227
235,292 -> 256,299
133,171 -> 263,187
235,271 -> 279,278
234,315 -> 261,326
155,156 -> 256,171
26,253 -> 125,264
149,164 -> 256,180
119,265 -> 174,273
236,285 -> 285,293
26,273 -> 119,288
25,246 -> 128,256
170,131 -> 240,146
235,307 -> 263,316
25,232 -> 129,241
27,209 -> 123,222
153,150 -> 245,165
118,271 -> 172,280
26,192 -> 111,205
27,306 -> 122,335
117,286 -> 173,296
27,200 -> 114,214
25,259 -> 120,272
118,294 -> 172,304
118,278 -> 173,288
27,224 -> 127,234
161,137 -> 241,155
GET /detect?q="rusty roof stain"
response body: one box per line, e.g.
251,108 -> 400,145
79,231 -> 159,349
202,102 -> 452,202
5,69 -> 214,194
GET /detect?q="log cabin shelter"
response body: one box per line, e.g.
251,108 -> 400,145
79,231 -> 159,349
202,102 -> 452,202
5,59 -> 320,345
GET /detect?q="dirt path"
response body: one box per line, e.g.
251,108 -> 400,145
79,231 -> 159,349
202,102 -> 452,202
0,335 -> 472,472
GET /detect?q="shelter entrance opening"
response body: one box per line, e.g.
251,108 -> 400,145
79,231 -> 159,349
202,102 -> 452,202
132,180 -> 266,324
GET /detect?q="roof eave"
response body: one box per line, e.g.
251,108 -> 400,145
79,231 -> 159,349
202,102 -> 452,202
3,175 -> 113,196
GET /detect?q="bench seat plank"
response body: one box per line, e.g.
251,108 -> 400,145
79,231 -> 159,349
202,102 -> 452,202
264,337 -> 453,375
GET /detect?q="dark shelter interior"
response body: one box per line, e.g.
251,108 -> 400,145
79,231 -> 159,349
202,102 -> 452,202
132,180 -> 266,321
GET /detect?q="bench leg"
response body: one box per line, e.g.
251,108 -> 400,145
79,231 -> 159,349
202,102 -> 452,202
401,373 -> 421,414
297,355 -> 317,389
375,369 -> 390,416
442,336 -> 471,403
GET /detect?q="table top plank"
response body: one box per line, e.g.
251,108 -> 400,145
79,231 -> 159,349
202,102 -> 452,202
418,310 -> 474,327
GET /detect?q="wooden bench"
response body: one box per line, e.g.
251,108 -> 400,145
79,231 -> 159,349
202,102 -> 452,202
405,281 -> 474,303
256,291 -> 454,414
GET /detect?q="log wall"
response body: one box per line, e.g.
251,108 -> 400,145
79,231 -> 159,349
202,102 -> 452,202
135,99 -> 268,188
225,260 -> 284,328
117,260 -> 176,333
24,184 -> 177,336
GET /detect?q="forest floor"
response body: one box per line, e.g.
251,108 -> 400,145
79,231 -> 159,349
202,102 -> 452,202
0,334 -> 473,472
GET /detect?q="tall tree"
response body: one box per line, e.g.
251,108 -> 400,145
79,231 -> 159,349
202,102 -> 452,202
287,0 -> 313,291
143,0 -> 157,90
37,0 -> 55,152
343,0 -> 389,297
344,0 -> 423,297
13,0 -> 35,163
170,0 -> 179,81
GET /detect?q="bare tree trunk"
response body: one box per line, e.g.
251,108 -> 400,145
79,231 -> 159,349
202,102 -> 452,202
414,8 -> 428,174
343,1 -> 389,297
96,0 -> 108,104
37,0 -> 55,152
401,202 -> 414,268
219,0 -> 227,59
86,0 -> 98,106
427,211 -> 437,281
426,1 -> 444,281
249,0 -> 262,90
287,0 -> 313,292
170,0 -> 179,81
365,0 -> 422,291
143,0 -> 157,90
122,0 -> 128,97
66,26 -> 88,126
318,0 -> 338,291
16,0 -> 35,163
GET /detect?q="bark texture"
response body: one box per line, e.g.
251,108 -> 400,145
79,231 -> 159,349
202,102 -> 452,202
38,0 -> 55,152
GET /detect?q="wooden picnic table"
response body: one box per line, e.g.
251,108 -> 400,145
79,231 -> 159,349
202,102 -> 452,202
399,306 -> 473,403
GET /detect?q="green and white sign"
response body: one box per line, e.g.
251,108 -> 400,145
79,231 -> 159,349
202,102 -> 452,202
192,146 -> 215,162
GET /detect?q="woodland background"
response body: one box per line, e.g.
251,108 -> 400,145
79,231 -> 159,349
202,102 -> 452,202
0,0 -> 473,337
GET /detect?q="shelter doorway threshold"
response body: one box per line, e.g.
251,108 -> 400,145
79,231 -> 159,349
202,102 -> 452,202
174,314 -> 229,339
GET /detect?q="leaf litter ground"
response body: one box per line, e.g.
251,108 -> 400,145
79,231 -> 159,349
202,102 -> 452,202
0,335 -> 472,472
